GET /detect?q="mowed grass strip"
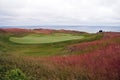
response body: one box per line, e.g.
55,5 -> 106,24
9,33 -> 84,44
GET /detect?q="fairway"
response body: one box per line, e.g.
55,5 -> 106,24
10,33 -> 84,44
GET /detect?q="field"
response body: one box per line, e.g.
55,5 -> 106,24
0,28 -> 120,80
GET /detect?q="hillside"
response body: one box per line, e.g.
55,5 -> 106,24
0,28 -> 119,80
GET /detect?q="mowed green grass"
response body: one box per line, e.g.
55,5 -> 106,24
9,33 -> 84,44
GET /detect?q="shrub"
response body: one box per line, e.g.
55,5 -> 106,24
5,69 -> 28,80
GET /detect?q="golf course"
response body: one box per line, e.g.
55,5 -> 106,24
0,28 -> 120,80
0,0 -> 120,79
10,33 -> 84,44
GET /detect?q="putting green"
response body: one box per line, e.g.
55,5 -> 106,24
9,33 -> 84,44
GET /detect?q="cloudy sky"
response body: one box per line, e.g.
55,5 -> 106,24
0,0 -> 120,26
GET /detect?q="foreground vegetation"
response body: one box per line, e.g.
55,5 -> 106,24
0,28 -> 120,80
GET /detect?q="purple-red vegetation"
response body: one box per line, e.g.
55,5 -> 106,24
19,32 -> 120,80
0,28 -> 85,34
66,32 -> 120,52
0,30 -> 119,80
0,28 -> 33,33
43,32 -> 120,80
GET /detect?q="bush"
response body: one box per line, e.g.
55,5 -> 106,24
5,69 -> 28,80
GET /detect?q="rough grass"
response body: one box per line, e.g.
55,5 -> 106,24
0,37 -> 120,80
0,30 -> 107,80
1,31 -> 120,80
9,33 -> 84,44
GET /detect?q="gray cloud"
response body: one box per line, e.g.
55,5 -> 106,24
0,0 -> 120,26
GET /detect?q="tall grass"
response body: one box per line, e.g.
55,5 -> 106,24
0,32 -> 119,80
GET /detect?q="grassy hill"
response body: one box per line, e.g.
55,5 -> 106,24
0,28 -> 120,80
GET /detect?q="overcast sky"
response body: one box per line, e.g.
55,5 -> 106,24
0,0 -> 120,26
